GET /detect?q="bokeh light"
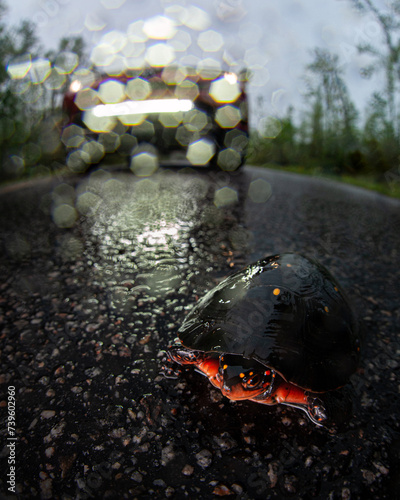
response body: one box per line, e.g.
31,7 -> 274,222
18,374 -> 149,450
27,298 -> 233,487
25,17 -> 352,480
52,203 -> 78,228
214,186 -> 238,207
126,78 -> 151,100
98,79 -> 125,104
210,75 -> 241,103
215,105 -> 241,128
98,131 -> 121,153
248,179 -> 272,203
179,6 -> 211,31
130,151 -> 159,177
145,43 -> 175,67
76,191 -> 102,216
75,88 -> 100,111
2,4 -> 254,180
198,30 -> 224,52
216,148 -> 242,171
54,51 -> 79,75
7,55 -> 32,79
61,125 -> 85,148
83,108 -> 117,133
44,68 -> 66,90
84,13 -> 107,32
29,58 -> 51,84
143,16 -> 176,40
186,139 -> 215,165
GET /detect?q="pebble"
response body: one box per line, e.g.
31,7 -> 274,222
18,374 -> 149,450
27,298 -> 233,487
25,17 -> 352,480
305,456 -> 313,467
161,444 -> 175,465
342,487 -> 351,500
181,464 -> 194,476
41,410 -> 55,419
212,484 -> 233,496
268,463 -> 278,488
86,322 -> 101,332
46,422 -> 65,442
362,469 -> 376,484
231,484 -> 243,495
213,432 -> 237,450
131,472 -> 143,483
153,479 -> 166,487
165,486 -> 175,497
196,449 -> 212,469
40,478 -> 53,500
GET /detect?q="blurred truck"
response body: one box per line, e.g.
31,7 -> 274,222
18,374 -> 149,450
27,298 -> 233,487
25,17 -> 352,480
62,65 -> 249,171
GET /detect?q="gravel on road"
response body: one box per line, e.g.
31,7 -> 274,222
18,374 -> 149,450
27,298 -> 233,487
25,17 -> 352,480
0,165 -> 399,499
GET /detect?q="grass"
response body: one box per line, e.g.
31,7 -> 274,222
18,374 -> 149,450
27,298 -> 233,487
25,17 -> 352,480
258,163 -> 400,200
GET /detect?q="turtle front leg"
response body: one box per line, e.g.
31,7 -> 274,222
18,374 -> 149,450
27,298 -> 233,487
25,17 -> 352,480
162,344 -> 205,379
167,345 -> 222,387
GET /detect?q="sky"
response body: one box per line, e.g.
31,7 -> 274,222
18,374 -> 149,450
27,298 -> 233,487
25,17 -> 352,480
4,0 -> 386,126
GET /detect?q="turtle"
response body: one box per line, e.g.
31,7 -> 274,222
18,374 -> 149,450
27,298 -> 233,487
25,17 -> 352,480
167,253 -> 360,426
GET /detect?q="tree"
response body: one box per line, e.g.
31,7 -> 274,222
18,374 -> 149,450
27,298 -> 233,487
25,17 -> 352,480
0,2 -> 39,170
0,1 -> 88,179
44,36 -> 86,114
350,0 -> 400,137
302,48 -> 358,168
363,92 -> 396,173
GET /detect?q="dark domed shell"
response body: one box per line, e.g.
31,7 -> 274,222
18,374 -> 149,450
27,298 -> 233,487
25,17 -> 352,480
178,253 -> 359,392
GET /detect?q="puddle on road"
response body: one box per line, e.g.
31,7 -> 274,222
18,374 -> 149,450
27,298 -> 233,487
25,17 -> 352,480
47,167 -> 255,402
75,169 -> 250,321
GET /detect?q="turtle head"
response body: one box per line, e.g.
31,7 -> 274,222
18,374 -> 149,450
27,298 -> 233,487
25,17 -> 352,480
167,344 -> 205,365
217,354 -> 274,400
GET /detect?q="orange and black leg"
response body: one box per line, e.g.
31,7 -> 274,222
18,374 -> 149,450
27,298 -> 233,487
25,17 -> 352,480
252,377 -> 327,426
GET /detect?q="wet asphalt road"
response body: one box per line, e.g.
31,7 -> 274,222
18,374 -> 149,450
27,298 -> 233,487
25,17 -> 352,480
0,165 -> 399,499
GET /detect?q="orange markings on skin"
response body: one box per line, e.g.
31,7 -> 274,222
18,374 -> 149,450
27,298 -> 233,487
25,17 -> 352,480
197,358 -> 220,379
273,383 -> 308,405
220,384 -> 264,400
196,358 -> 308,408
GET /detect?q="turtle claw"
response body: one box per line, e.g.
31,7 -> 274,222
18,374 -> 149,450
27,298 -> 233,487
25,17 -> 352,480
160,363 -> 181,379
306,396 -> 328,426
159,350 -> 184,379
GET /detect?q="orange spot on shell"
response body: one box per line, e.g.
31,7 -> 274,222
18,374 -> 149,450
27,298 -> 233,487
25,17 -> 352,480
273,288 -> 280,296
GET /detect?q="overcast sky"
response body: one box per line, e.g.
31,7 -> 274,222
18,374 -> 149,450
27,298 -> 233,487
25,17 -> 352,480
4,0 -> 385,125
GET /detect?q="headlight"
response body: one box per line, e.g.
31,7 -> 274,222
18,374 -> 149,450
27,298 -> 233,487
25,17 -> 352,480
69,80 -> 82,93
223,72 -> 238,85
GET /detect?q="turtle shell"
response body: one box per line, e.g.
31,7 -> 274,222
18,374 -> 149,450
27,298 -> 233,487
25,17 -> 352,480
178,253 -> 359,392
